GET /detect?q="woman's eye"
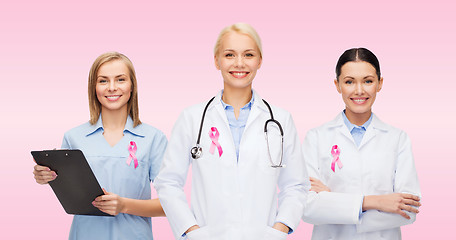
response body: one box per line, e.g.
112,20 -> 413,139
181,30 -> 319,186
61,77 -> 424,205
118,78 -> 125,82
225,53 -> 234,57
345,80 -> 353,84
365,80 -> 373,84
245,53 -> 254,57
98,79 -> 107,83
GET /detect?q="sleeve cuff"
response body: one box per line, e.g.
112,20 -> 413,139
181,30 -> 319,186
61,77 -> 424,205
359,195 -> 364,217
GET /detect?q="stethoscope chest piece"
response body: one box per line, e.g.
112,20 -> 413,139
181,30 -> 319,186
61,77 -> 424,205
190,97 -> 215,160
191,145 -> 203,159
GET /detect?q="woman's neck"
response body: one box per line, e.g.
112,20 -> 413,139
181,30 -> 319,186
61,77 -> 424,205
222,85 -> 252,110
100,107 -> 128,131
222,85 -> 252,120
345,109 -> 372,126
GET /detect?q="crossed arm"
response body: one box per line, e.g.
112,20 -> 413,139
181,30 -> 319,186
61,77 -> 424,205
310,177 -> 420,220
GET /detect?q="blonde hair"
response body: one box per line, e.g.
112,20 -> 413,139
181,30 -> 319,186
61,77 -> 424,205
88,52 -> 141,127
214,23 -> 263,58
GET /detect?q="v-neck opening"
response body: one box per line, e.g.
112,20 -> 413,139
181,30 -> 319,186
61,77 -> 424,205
102,131 -> 127,148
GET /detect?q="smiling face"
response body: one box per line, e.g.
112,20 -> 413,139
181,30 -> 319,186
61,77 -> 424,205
95,60 -> 132,114
335,61 -> 383,124
214,31 -> 262,91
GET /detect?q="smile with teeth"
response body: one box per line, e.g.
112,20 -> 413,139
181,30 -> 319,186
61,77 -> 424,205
230,71 -> 249,78
106,95 -> 121,101
351,98 -> 368,104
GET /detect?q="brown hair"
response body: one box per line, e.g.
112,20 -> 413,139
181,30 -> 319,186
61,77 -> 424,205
88,52 -> 141,127
336,48 -> 381,81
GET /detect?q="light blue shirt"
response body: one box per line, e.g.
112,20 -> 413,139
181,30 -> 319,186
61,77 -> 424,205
342,111 -> 373,147
221,93 -> 254,160
62,116 -> 167,240
342,110 -> 372,217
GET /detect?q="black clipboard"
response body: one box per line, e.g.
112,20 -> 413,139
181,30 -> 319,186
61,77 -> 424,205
31,149 -> 113,216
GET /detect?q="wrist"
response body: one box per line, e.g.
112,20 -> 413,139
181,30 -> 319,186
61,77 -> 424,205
362,195 -> 378,211
273,222 -> 289,234
119,197 -> 128,214
185,225 -> 200,234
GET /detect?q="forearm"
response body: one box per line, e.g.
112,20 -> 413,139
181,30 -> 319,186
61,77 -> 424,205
357,210 -> 416,233
358,193 -> 420,232
362,194 -> 420,216
303,191 -> 363,225
120,198 -> 165,217
276,187 -> 306,232
276,117 -> 309,232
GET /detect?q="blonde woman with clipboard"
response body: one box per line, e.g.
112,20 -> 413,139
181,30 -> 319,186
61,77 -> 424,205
33,52 -> 167,240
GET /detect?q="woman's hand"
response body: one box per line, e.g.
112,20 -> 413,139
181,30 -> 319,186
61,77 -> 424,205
363,193 -> 421,219
309,177 -> 331,193
272,222 -> 289,234
185,225 -> 200,234
33,165 -> 57,184
92,189 -> 125,216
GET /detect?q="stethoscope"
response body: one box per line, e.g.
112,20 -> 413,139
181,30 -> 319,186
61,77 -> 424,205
190,97 -> 284,168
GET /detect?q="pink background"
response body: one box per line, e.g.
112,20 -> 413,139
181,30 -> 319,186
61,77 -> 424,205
1,0 -> 454,239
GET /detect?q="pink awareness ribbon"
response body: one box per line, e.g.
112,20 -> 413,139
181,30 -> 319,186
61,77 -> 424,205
331,145 -> 342,172
208,127 -> 223,157
126,141 -> 138,169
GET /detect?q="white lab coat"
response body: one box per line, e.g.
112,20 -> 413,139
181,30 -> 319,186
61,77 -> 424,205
301,113 -> 421,240
155,90 -> 309,240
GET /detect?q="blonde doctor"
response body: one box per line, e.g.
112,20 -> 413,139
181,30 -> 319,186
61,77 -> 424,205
302,48 -> 421,240
154,23 -> 308,240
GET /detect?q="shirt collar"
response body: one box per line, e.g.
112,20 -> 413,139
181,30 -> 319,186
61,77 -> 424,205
86,116 -> 104,136
124,116 -> 144,137
85,115 -> 144,137
220,90 -> 255,110
342,110 -> 373,132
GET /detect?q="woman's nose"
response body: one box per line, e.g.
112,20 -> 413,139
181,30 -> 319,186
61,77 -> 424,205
234,56 -> 245,67
355,83 -> 364,95
108,81 -> 117,91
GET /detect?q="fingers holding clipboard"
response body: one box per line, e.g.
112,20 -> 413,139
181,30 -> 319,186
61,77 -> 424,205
31,149 -> 113,216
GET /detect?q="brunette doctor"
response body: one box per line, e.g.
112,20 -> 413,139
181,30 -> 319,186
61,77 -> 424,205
301,48 -> 421,240
154,23 -> 309,240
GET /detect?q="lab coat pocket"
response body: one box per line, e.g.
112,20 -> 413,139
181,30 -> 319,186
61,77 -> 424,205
262,226 -> 288,240
258,161 -> 281,176
186,226 -> 210,240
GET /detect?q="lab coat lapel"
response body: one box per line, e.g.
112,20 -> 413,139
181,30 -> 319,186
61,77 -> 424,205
214,103 -> 230,128
208,90 -> 230,127
359,126 -> 377,149
210,91 -> 236,158
359,114 -> 388,149
331,114 -> 354,144
244,90 -> 268,132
